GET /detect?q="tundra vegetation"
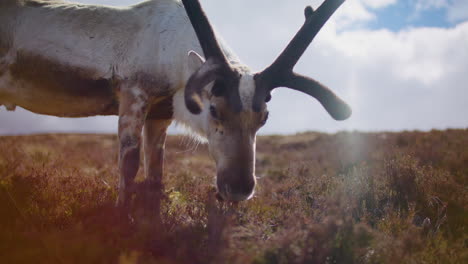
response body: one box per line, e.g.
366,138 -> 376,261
0,130 -> 467,263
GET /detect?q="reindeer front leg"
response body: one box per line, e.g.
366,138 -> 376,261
141,118 -> 171,215
116,87 -> 148,210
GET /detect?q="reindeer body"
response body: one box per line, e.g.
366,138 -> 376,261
0,0 -> 237,122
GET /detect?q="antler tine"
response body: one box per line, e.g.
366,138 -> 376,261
263,0 -> 345,76
253,0 -> 351,120
181,0 -> 228,64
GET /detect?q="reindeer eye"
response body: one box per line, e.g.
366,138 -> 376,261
209,105 -> 219,119
261,111 -> 269,126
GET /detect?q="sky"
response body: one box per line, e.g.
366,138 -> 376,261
1,0 -> 467,135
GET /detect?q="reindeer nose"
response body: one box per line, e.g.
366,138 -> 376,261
216,183 -> 255,202
216,171 -> 255,202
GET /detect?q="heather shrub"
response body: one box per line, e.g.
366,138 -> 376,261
0,130 -> 466,263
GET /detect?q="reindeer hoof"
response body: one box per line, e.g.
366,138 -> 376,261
215,192 -> 224,202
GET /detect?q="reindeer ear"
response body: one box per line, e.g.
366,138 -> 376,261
188,50 -> 205,71
185,53 -> 221,114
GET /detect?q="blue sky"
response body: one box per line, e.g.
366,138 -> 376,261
369,2 -> 451,30
1,0 -> 467,135
335,0 -> 468,31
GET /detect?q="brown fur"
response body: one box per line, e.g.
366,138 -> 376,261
129,72 -> 173,99
23,0 -> 63,7
0,56 -> 8,77
2,0 -> 18,7
142,119 -> 171,221
0,3 -> 14,59
147,96 -> 173,120
4,53 -> 115,114
10,51 -> 114,98
0,39 -> 10,60
0,0 -> 55,7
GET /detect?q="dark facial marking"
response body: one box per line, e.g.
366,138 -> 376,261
252,73 -> 273,112
209,105 -> 219,119
211,73 -> 242,113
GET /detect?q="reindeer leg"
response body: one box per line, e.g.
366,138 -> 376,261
142,118 -> 171,223
116,87 -> 148,215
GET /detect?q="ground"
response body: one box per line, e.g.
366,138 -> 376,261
0,130 -> 467,263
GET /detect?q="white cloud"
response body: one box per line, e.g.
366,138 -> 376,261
327,24 -> 468,85
311,22 -> 468,131
334,0 -> 376,29
326,0 -> 396,30
361,0 -> 397,9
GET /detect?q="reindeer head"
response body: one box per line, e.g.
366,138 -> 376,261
181,0 -> 351,201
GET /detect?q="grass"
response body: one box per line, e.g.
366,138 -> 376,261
0,130 -> 467,263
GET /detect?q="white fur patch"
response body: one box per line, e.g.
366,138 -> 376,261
130,88 -> 144,99
238,74 -> 256,110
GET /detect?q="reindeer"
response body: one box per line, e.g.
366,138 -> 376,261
0,0 -> 351,211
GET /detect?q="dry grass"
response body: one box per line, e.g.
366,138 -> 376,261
0,130 -> 467,263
